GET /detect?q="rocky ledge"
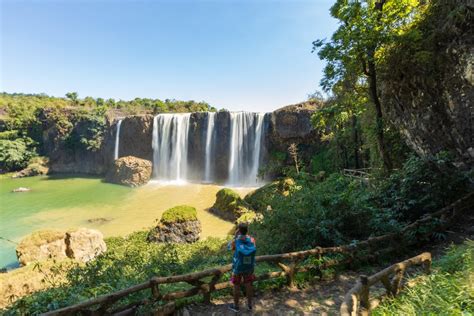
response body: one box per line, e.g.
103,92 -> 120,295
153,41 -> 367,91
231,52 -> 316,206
148,205 -> 201,244
16,228 -> 106,266
105,155 -> 152,187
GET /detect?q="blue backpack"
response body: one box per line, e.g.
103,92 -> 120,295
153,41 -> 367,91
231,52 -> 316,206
233,236 -> 256,274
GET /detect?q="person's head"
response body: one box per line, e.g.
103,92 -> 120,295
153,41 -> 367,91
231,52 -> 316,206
237,223 -> 248,235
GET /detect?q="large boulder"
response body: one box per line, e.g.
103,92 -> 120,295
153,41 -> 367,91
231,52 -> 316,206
209,188 -> 250,222
148,205 -> 201,243
16,228 -> 106,266
65,228 -> 107,262
16,231 -> 67,266
105,156 -> 152,187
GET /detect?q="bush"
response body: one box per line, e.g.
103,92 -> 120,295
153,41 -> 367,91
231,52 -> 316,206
251,174 -> 398,254
374,153 -> 472,222
160,205 -> 198,224
0,137 -> 37,171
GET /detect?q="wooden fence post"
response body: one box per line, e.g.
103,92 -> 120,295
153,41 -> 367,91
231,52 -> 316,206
391,267 -> 405,296
359,275 -> 370,316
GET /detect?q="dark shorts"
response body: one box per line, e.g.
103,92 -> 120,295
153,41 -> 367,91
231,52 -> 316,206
231,272 -> 256,285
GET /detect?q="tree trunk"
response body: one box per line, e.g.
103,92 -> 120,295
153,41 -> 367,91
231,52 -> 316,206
367,54 -> 392,172
352,114 -> 360,169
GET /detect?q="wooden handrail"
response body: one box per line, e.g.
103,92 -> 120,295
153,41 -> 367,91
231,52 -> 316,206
340,252 -> 432,316
43,191 -> 473,315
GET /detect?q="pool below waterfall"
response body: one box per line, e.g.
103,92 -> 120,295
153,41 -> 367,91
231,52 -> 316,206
0,175 -> 254,269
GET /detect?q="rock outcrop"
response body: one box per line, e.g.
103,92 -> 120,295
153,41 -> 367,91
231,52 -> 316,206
148,205 -> 201,243
379,3 -> 473,169
209,188 -> 250,222
105,156 -> 152,187
12,157 -> 49,178
16,228 -> 106,266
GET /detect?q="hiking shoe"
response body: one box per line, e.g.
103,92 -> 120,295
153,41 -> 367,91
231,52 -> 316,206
228,304 -> 240,313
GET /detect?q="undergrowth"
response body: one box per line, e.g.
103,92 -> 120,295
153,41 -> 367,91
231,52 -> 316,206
374,240 -> 474,316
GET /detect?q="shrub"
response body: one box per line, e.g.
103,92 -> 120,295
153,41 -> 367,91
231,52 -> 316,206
374,153 -> 472,222
160,205 -> 198,224
0,137 -> 37,171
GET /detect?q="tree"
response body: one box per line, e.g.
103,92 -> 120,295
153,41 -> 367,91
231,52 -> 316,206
313,0 -> 424,172
65,92 -> 79,106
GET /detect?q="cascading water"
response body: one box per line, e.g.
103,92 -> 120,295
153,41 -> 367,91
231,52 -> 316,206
204,112 -> 215,183
152,113 -> 191,182
113,119 -> 122,160
151,111 -> 267,186
227,112 -> 266,186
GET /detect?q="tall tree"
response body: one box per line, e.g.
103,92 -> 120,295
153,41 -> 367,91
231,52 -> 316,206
65,92 -> 79,106
313,0 -> 424,171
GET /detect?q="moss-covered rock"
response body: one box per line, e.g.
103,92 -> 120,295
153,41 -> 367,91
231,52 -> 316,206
161,205 -> 198,224
148,205 -> 201,243
209,188 -> 250,222
244,178 -> 296,212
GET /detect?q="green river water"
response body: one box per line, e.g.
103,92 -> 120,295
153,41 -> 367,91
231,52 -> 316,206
0,175 -> 251,269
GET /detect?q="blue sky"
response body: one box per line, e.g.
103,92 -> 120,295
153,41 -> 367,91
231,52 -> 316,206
1,0 -> 337,112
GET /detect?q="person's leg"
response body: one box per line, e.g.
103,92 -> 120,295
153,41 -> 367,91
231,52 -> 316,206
244,282 -> 253,309
233,283 -> 240,307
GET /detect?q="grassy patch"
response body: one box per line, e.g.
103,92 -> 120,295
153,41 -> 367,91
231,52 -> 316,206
373,240 -> 474,315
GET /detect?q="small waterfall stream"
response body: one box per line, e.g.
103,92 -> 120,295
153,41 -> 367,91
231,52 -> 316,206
114,119 -> 122,160
204,112 -> 215,183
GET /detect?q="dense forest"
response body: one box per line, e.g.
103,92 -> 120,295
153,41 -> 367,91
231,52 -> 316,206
1,0 -> 473,314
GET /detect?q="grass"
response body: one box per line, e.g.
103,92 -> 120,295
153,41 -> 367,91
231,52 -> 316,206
373,240 -> 474,315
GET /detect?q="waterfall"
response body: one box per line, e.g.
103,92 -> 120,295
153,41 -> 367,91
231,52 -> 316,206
152,113 -> 191,182
151,111 -> 267,186
114,119 -> 122,160
227,112 -> 266,186
204,112 -> 215,182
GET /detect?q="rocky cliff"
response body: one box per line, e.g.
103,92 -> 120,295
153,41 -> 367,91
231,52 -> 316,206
44,103 -> 319,179
379,3 -> 473,169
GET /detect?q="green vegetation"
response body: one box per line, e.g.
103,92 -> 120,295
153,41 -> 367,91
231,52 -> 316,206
374,240 -> 474,315
212,188 -> 249,214
251,154 -> 471,254
160,205 -> 198,224
0,92 -> 216,173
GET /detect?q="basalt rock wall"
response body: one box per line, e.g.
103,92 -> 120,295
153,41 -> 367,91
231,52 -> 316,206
45,104 -> 319,179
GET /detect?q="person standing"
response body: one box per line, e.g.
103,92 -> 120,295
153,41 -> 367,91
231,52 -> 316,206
228,223 -> 257,313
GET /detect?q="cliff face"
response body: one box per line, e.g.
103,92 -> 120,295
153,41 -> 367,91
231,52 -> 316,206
379,4 -> 473,169
44,104 -> 319,179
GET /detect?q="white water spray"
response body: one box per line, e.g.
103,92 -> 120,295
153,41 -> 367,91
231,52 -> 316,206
204,112 -> 215,182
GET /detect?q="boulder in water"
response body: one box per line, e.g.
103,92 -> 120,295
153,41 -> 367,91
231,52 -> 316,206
209,188 -> 250,221
105,155 -> 152,187
65,228 -> 107,262
12,187 -> 31,193
148,205 -> 201,243
16,228 -> 106,266
16,230 -> 67,266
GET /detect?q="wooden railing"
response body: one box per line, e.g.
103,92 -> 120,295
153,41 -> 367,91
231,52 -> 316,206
44,191 -> 473,315
340,252 -> 432,316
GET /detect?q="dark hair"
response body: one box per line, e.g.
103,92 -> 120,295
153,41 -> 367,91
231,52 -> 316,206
238,223 -> 248,235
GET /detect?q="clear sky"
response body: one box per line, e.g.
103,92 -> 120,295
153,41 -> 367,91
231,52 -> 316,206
1,0 -> 337,112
